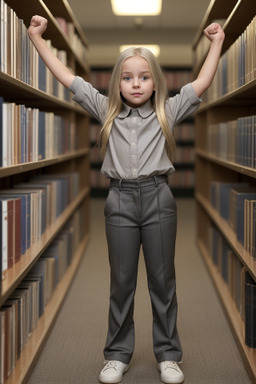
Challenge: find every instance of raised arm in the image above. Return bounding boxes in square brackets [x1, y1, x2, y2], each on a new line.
[192, 23, 225, 97]
[28, 15, 75, 89]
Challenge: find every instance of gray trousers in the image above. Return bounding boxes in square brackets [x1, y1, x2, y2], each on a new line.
[103, 175, 182, 364]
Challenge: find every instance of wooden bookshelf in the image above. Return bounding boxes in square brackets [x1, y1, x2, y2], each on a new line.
[197, 239, 256, 382]
[0, 187, 89, 305]
[193, 0, 256, 381]
[0, 149, 89, 179]
[0, 0, 90, 383]
[4, 233, 89, 384]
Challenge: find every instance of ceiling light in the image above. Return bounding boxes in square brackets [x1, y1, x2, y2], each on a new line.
[111, 0, 162, 15]
[120, 45, 160, 57]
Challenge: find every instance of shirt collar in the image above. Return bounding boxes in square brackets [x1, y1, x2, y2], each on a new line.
[117, 100, 154, 119]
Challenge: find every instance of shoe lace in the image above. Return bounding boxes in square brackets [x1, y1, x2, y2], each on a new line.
[162, 361, 180, 372]
[103, 361, 121, 372]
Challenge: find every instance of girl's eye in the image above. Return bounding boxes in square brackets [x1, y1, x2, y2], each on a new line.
[141, 76, 149, 81]
[123, 76, 131, 81]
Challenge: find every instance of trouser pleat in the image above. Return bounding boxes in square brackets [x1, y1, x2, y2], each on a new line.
[103, 180, 182, 364]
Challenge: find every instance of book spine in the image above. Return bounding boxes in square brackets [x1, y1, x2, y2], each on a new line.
[0, 205, 85, 377]
[245, 271, 256, 348]
[0, 200, 8, 280]
[0, 0, 74, 100]
[207, 115, 256, 169]
[0, 100, 77, 166]
[205, 15, 256, 103]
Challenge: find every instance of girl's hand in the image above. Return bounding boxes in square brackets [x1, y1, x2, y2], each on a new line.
[28, 15, 48, 37]
[192, 23, 225, 97]
[204, 23, 225, 43]
[27, 14, 75, 88]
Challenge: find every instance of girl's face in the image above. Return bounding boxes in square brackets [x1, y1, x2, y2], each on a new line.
[120, 56, 155, 108]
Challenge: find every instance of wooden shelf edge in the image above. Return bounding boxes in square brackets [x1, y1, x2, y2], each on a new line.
[197, 78, 256, 112]
[0, 148, 89, 179]
[0, 71, 89, 115]
[61, 0, 89, 47]
[192, 0, 239, 48]
[197, 239, 256, 383]
[0, 187, 90, 305]
[43, 0, 89, 48]
[196, 193, 256, 279]
[4, 233, 90, 384]
[195, 148, 256, 179]
[4, 0, 89, 75]
[38, 0, 88, 73]
[192, 0, 216, 49]
[193, 0, 254, 70]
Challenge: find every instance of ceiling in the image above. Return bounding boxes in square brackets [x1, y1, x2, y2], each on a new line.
[68, 0, 211, 67]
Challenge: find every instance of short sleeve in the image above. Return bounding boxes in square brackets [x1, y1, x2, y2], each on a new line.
[165, 83, 202, 127]
[69, 76, 108, 124]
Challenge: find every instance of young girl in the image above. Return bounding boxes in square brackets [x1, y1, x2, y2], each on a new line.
[28, 16, 225, 384]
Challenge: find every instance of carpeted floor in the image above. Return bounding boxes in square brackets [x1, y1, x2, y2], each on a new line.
[27, 198, 252, 384]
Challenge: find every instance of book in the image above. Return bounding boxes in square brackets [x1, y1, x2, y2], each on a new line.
[9, 289, 28, 358]
[206, 15, 256, 103]
[18, 280, 39, 333]
[15, 184, 46, 237]
[0, 171, 80, 276]
[38, 55, 46, 92]
[0, 199, 8, 280]
[0, 302, 15, 379]
[0, 311, 4, 384]
[229, 187, 256, 245]
[210, 181, 249, 221]
[2, 190, 31, 250]
[3, 300, 18, 373]
[0, 204, 84, 378]
[0, 198, 14, 270]
[1, 99, 8, 167]
[0, 1, 72, 98]
[1, 193, 27, 257]
[23, 275, 44, 319]
[244, 199, 256, 259]
[244, 271, 256, 348]
[209, 224, 245, 320]
[0, 100, 77, 166]
[0, 97, 3, 167]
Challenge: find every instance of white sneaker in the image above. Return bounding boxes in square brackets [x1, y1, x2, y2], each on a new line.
[158, 361, 184, 383]
[99, 360, 129, 383]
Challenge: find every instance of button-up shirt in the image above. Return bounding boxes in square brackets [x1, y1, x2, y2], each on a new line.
[69, 76, 201, 180]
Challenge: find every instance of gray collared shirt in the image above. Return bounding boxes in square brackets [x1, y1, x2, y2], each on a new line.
[69, 76, 201, 180]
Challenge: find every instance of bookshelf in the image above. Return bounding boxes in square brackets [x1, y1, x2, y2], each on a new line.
[0, 0, 90, 383]
[193, 0, 256, 381]
[89, 67, 195, 198]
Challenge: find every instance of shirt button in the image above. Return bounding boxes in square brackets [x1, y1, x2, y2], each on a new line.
[132, 130, 135, 133]
[133, 169, 137, 173]
[132, 143, 136, 146]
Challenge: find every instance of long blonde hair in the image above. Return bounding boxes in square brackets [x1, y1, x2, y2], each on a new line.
[98, 47, 176, 162]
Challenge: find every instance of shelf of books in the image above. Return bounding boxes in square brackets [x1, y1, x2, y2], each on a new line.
[89, 67, 196, 198]
[0, 0, 90, 383]
[193, 0, 256, 381]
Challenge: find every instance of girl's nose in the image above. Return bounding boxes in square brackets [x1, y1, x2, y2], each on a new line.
[132, 78, 140, 88]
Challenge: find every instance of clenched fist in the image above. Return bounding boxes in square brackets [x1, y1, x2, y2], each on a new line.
[28, 15, 48, 38]
[204, 23, 225, 43]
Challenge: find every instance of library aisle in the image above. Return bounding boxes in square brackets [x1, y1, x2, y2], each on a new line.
[27, 198, 252, 384]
